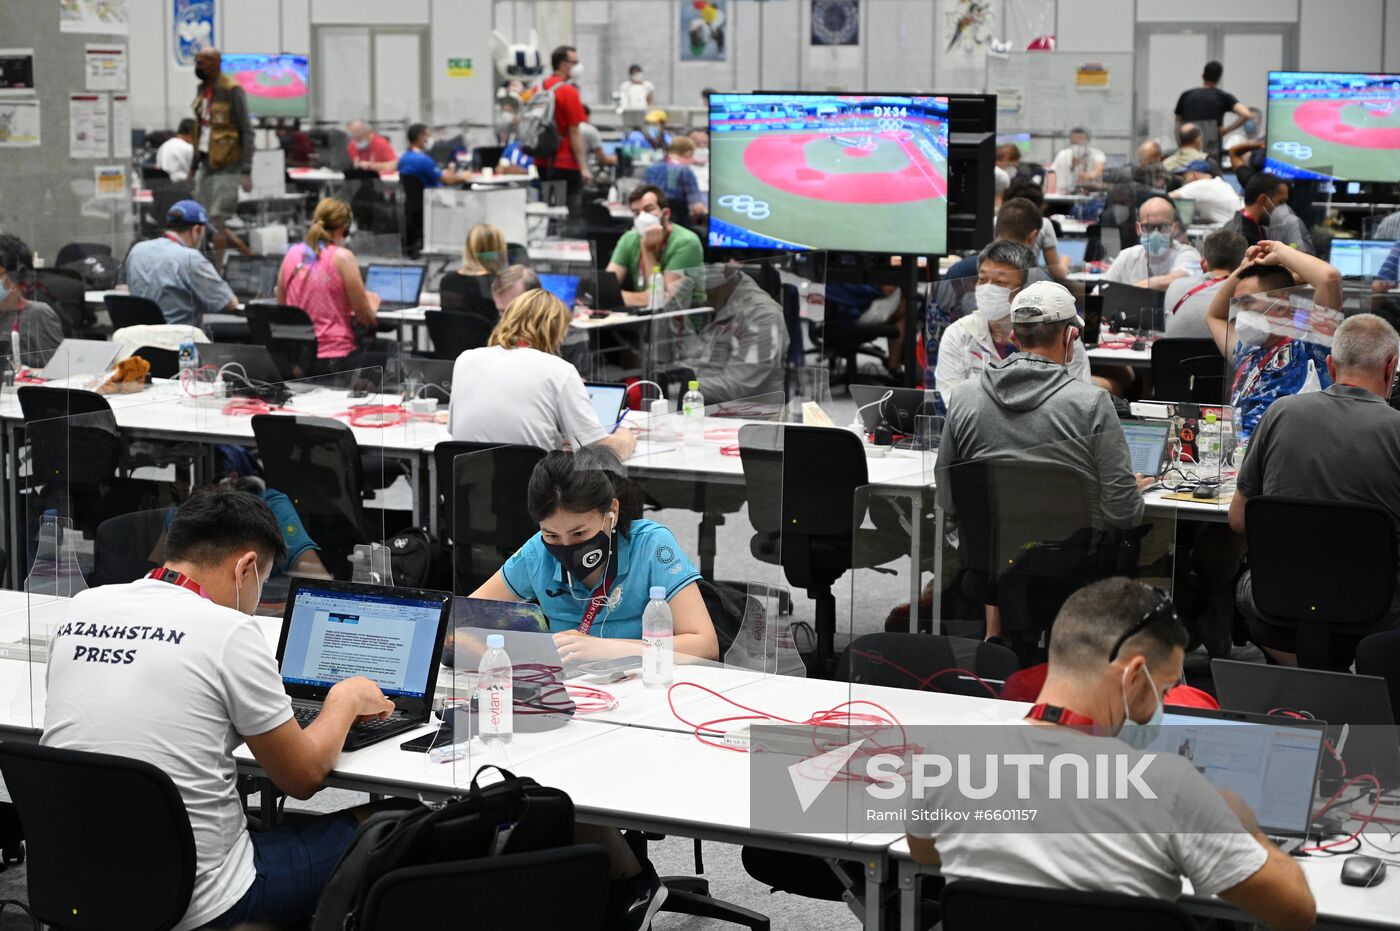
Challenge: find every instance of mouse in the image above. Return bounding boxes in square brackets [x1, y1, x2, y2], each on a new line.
[1192, 483, 1218, 500]
[1341, 855, 1387, 887]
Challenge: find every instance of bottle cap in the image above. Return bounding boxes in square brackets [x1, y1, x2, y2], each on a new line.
[486, 634, 505, 649]
[649, 586, 666, 600]
[1205, 412, 1217, 423]
[688, 380, 699, 390]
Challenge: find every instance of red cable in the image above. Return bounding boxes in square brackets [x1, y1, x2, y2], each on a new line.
[848, 648, 1000, 699]
[1300, 773, 1382, 853]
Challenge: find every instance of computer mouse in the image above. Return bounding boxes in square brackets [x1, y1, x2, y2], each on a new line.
[1341, 855, 1387, 887]
[1192, 483, 1218, 500]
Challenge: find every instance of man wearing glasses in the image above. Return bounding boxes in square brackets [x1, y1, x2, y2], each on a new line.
[1104, 197, 1203, 291]
[906, 578, 1315, 931]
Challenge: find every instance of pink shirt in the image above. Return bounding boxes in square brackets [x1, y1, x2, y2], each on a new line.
[279, 243, 357, 359]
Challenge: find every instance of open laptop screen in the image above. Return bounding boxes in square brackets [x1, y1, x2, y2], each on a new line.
[586, 383, 627, 427]
[280, 584, 445, 698]
[1121, 421, 1171, 477]
[364, 265, 426, 304]
[539, 272, 581, 308]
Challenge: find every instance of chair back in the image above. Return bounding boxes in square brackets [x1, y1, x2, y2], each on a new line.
[835, 632, 1019, 696]
[92, 508, 168, 586]
[0, 741, 196, 931]
[400, 175, 426, 255]
[438, 273, 499, 319]
[245, 303, 318, 381]
[434, 440, 545, 594]
[1246, 496, 1396, 669]
[942, 879, 1194, 931]
[360, 845, 610, 931]
[425, 310, 493, 360]
[104, 294, 166, 330]
[17, 386, 121, 487]
[252, 414, 368, 579]
[1150, 337, 1225, 404]
[30, 268, 89, 336]
[55, 242, 113, 269]
[131, 346, 180, 380]
[1356, 629, 1400, 721]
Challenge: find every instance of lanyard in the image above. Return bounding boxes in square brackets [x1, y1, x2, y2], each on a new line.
[147, 567, 211, 600]
[9, 297, 24, 334]
[1170, 277, 1220, 316]
[1025, 703, 1097, 729]
[574, 566, 617, 636]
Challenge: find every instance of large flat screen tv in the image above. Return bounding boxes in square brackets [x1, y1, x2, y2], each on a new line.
[222, 53, 310, 120]
[1265, 71, 1400, 183]
[708, 92, 949, 254]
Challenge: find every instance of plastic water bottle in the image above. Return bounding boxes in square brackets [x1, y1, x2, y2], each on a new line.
[682, 380, 705, 446]
[477, 634, 513, 744]
[648, 268, 665, 312]
[177, 339, 198, 380]
[642, 586, 674, 688]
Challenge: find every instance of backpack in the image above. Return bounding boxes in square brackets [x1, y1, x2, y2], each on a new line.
[517, 82, 562, 160]
[312, 765, 575, 931]
[384, 526, 437, 588]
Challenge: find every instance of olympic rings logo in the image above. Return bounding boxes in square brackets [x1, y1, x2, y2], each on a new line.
[876, 117, 903, 133]
[1271, 140, 1314, 160]
[718, 194, 771, 220]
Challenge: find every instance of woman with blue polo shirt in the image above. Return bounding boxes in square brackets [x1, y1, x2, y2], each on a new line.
[471, 448, 719, 664]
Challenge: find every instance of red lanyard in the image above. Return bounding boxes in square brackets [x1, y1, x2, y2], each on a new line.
[10, 296, 24, 334]
[1025, 703, 1098, 729]
[574, 567, 617, 636]
[1170, 277, 1221, 316]
[147, 567, 211, 600]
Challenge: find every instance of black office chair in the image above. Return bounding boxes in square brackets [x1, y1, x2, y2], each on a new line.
[29, 267, 91, 337]
[424, 310, 493, 360]
[130, 346, 180, 380]
[1244, 496, 1397, 670]
[1150, 338, 1225, 404]
[816, 318, 901, 387]
[433, 441, 545, 594]
[54, 242, 113, 269]
[104, 294, 167, 330]
[400, 174, 426, 258]
[359, 845, 611, 931]
[245, 303, 318, 381]
[252, 414, 373, 580]
[737, 424, 908, 673]
[1356, 630, 1400, 721]
[0, 741, 196, 931]
[437, 272, 498, 319]
[835, 632, 1019, 697]
[91, 508, 168, 586]
[941, 879, 1193, 930]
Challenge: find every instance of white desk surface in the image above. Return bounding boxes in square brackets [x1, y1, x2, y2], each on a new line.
[1086, 345, 1153, 365]
[287, 168, 400, 184]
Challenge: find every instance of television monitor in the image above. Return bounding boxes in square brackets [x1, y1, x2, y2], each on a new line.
[708, 93, 949, 254]
[221, 54, 310, 119]
[1329, 239, 1394, 277]
[1265, 71, 1400, 183]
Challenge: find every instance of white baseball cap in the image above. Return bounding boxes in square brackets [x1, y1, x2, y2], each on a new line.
[1010, 280, 1084, 327]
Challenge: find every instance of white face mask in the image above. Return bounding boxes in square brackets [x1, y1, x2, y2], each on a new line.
[1233, 309, 1273, 347]
[1071, 143, 1088, 159]
[974, 283, 1013, 321]
[633, 211, 663, 235]
[570, 62, 584, 78]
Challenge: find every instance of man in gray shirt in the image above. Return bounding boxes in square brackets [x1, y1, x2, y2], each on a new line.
[1231, 312, 1400, 663]
[126, 199, 238, 328]
[1164, 229, 1246, 339]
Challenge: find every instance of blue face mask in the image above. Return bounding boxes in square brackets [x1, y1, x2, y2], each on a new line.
[1142, 230, 1172, 257]
[1244, 120, 1259, 136]
[1118, 662, 1165, 751]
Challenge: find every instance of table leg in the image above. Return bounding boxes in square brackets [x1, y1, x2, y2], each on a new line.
[426, 451, 439, 537]
[5, 422, 22, 591]
[908, 490, 922, 632]
[898, 858, 923, 931]
[928, 505, 946, 635]
[864, 854, 889, 931]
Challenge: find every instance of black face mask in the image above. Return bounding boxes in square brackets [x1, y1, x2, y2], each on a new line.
[544, 530, 612, 580]
[194, 66, 210, 81]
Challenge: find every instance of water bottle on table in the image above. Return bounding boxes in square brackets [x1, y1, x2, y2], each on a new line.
[682, 380, 705, 446]
[648, 268, 665, 312]
[478, 634, 513, 744]
[642, 586, 674, 688]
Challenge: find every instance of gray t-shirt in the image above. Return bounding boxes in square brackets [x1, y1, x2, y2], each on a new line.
[3, 299, 66, 368]
[1163, 274, 1227, 340]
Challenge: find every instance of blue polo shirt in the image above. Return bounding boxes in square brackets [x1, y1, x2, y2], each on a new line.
[397, 149, 443, 188]
[501, 519, 701, 640]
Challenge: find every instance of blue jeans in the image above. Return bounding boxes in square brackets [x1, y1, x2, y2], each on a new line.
[208, 813, 358, 929]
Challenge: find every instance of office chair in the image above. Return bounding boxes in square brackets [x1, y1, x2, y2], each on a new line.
[0, 742, 196, 931]
[1356, 630, 1400, 721]
[436, 273, 498, 319]
[91, 508, 168, 586]
[1244, 497, 1396, 671]
[737, 423, 909, 673]
[433, 441, 545, 594]
[424, 310, 493, 360]
[130, 346, 180, 380]
[814, 317, 901, 387]
[835, 632, 1019, 697]
[252, 414, 373, 580]
[54, 242, 113, 269]
[245, 303, 319, 381]
[29, 267, 91, 337]
[104, 293, 166, 330]
[941, 879, 1193, 930]
[359, 845, 611, 931]
[1150, 338, 1225, 404]
[400, 174, 426, 258]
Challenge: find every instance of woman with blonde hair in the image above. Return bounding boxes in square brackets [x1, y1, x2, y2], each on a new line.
[448, 289, 636, 459]
[276, 197, 379, 367]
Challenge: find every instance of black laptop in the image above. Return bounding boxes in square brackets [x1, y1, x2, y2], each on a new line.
[276, 579, 452, 751]
[198, 343, 283, 384]
[222, 255, 281, 302]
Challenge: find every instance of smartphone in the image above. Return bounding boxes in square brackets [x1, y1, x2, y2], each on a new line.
[401, 725, 455, 753]
[577, 656, 642, 683]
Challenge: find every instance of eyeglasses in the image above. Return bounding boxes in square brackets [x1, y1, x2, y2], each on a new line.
[1107, 585, 1177, 662]
[1139, 222, 1174, 234]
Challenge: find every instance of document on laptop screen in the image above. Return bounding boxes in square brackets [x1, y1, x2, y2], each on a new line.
[283, 588, 441, 697]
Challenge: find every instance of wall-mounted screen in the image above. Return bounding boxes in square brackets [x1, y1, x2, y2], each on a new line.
[1265, 71, 1400, 183]
[222, 54, 311, 119]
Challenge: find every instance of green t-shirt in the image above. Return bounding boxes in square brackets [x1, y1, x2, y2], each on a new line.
[609, 224, 705, 291]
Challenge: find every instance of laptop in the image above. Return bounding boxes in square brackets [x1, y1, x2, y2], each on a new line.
[222, 254, 281, 302]
[583, 270, 627, 312]
[1329, 239, 1394, 278]
[539, 272, 581, 308]
[448, 597, 556, 669]
[1212, 659, 1400, 789]
[197, 343, 283, 384]
[1121, 419, 1172, 478]
[37, 339, 119, 381]
[364, 264, 427, 311]
[586, 382, 628, 428]
[1100, 280, 1166, 333]
[276, 579, 452, 751]
[850, 385, 938, 434]
[1055, 238, 1088, 271]
[1175, 198, 1197, 226]
[1145, 706, 1327, 841]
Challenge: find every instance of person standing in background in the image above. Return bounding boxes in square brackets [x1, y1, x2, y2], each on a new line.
[617, 65, 654, 110]
[1176, 61, 1254, 137]
[190, 48, 254, 258]
[537, 46, 592, 206]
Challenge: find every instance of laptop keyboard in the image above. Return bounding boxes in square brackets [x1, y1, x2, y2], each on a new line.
[293, 705, 402, 732]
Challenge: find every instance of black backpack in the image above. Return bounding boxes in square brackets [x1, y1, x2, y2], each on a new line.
[384, 527, 437, 588]
[312, 765, 575, 931]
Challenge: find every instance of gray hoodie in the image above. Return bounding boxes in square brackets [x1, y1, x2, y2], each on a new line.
[936, 353, 1143, 529]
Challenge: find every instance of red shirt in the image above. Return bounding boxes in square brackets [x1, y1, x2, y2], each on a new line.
[542, 75, 584, 171]
[346, 133, 397, 168]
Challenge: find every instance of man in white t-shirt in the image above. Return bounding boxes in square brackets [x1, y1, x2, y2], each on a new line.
[1105, 196, 1203, 290]
[907, 578, 1316, 929]
[42, 488, 399, 930]
[1164, 228, 1246, 339]
[618, 65, 655, 111]
[1169, 160, 1243, 226]
[156, 118, 197, 183]
[1047, 127, 1105, 194]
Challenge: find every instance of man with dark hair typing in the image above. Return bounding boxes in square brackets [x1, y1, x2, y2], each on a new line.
[42, 486, 399, 930]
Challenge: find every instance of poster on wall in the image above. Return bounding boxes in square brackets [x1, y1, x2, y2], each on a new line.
[173, 0, 215, 67]
[69, 92, 110, 158]
[943, 0, 995, 55]
[59, 0, 130, 35]
[0, 99, 41, 146]
[111, 93, 131, 157]
[94, 165, 126, 199]
[0, 50, 36, 95]
[811, 0, 860, 46]
[84, 44, 127, 91]
[681, 0, 727, 62]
